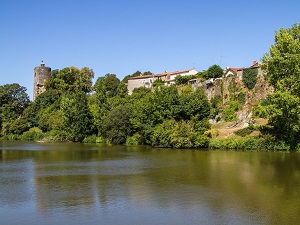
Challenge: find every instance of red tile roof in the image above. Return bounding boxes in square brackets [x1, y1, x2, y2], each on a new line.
[128, 68, 196, 80]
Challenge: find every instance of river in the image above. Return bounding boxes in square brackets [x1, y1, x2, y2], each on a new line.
[0, 141, 299, 225]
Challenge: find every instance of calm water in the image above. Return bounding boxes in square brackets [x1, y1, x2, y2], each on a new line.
[0, 141, 300, 225]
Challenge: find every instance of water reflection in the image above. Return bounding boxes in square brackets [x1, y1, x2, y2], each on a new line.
[0, 141, 300, 225]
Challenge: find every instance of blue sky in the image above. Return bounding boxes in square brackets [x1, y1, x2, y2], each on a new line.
[1, 0, 299, 99]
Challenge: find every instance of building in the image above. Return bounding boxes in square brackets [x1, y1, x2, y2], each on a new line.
[33, 61, 51, 101]
[223, 67, 242, 77]
[127, 68, 198, 94]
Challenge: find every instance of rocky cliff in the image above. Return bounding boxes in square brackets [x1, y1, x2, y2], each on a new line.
[191, 67, 273, 128]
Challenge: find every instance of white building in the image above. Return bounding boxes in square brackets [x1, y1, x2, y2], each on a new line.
[127, 68, 198, 94]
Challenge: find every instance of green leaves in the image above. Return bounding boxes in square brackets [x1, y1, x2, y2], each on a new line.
[102, 104, 133, 144]
[60, 91, 94, 142]
[45, 67, 94, 94]
[151, 119, 210, 148]
[207, 64, 223, 79]
[261, 23, 300, 150]
[263, 23, 300, 95]
[242, 68, 258, 89]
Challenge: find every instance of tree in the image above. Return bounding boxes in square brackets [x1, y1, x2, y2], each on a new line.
[23, 89, 60, 128]
[151, 119, 209, 148]
[262, 23, 300, 95]
[265, 91, 300, 150]
[45, 67, 94, 94]
[93, 73, 120, 100]
[175, 75, 193, 85]
[102, 104, 133, 144]
[0, 83, 29, 122]
[242, 68, 258, 89]
[117, 81, 128, 97]
[60, 91, 94, 142]
[207, 64, 223, 78]
[177, 87, 211, 121]
[0, 83, 30, 135]
[261, 23, 300, 150]
[152, 78, 164, 87]
[143, 71, 153, 75]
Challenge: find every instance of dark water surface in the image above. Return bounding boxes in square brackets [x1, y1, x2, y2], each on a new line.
[1, 141, 300, 225]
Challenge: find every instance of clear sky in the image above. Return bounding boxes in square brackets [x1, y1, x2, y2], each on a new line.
[1, 0, 299, 99]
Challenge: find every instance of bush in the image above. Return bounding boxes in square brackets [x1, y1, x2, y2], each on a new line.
[222, 107, 237, 122]
[175, 75, 193, 85]
[236, 91, 246, 105]
[126, 133, 142, 145]
[210, 95, 222, 108]
[83, 135, 97, 143]
[151, 119, 210, 148]
[21, 127, 44, 140]
[1, 134, 20, 140]
[234, 125, 255, 137]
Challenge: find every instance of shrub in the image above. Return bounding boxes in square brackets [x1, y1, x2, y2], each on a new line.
[151, 119, 210, 148]
[83, 135, 97, 143]
[236, 91, 246, 105]
[21, 127, 44, 140]
[1, 134, 20, 140]
[222, 107, 237, 122]
[234, 125, 255, 137]
[175, 75, 194, 85]
[126, 133, 142, 145]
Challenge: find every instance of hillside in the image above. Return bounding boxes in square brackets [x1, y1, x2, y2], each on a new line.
[190, 65, 272, 137]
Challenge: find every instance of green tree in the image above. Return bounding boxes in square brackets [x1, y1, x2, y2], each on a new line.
[207, 64, 223, 78]
[117, 81, 128, 97]
[93, 73, 120, 100]
[151, 119, 209, 148]
[152, 78, 164, 87]
[23, 89, 60, 128]
[242, 68, 258, 89]
[60, 91, 94, 142]
[177, 87, 211, 121]
[102, 104, 133, 144]
[175, 75, 193, 85]
[45, 67, 94, 94]
[261, 23, 300, 150]
[262, 23, 300, 95]
[0, 83, 30, 135]
[0, 83, 29, 122]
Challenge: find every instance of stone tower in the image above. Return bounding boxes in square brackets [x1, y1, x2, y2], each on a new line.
[33, 61, 51, 101]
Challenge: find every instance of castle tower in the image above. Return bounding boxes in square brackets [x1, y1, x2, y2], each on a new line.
[33, 61, 51, 101]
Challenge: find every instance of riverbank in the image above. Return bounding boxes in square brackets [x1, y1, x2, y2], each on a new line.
[0, 120, 294, 152]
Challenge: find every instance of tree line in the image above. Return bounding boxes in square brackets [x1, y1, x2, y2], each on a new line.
[0, 23, 299, 150]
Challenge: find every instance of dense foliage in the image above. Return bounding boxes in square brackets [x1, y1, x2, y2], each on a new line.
[261, 23, 300, 150]
[0, 68, 211, 148]
[242, 68, 258, 89]
[0, 83, 30, 136]
[207, 64, 223, 78]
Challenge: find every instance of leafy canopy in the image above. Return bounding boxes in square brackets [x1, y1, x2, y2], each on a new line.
[261, 23, 300, 150]
[207, 64, 223, 79]
[45, 67, 94, 94]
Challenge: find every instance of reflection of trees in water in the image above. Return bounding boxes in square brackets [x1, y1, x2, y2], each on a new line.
[0, 159, 34, 207]
[2, 142, 300, 224]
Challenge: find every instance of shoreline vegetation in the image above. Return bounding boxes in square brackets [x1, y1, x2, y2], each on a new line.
[0, 122, 292, 151]
[1, 24, 300, 152]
